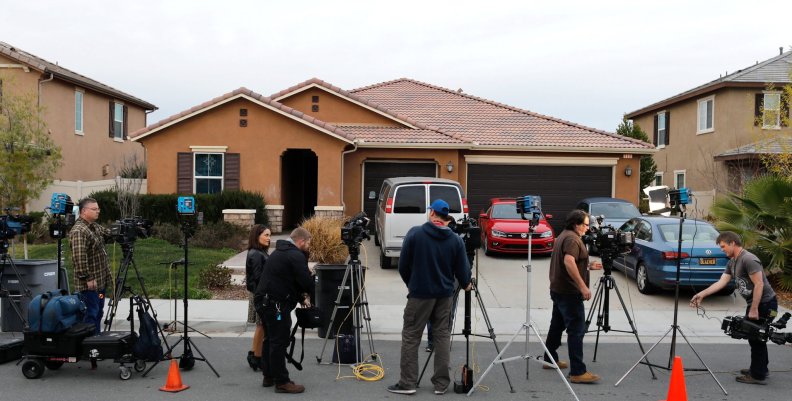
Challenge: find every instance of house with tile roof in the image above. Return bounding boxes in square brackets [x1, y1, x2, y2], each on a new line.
[0, 41, 156, 209]
[132, 78, 653, 234]
[626, 48, 792, 217]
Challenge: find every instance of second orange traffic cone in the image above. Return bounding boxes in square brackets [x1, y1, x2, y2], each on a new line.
[159, 359, 189, 392]
[661, 356, 687, 401]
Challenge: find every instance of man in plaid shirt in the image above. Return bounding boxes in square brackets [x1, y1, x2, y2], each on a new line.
[69, 198, 114, 334]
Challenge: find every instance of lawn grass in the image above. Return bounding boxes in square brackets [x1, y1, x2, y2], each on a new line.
[6, 238, 239, 299]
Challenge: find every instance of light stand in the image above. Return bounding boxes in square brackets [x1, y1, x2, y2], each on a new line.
[48, 216, 71, 291]
[616, 201, 727, 394]
[160, 258, 210, 338]
[469, 196, 578, 400]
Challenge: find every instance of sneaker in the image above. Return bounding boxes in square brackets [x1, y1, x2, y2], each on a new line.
[543, 360, 568, 369]
[275, 381, 305, 393]
[740, 369, 769, 377]
[736, 374, 766, 385]
[387, 383, 417, 395]
[262, 376, 274, 387]
[425, 344, 434, 353]
[569, 371, 600, 384]
[434, 387, 448, 395]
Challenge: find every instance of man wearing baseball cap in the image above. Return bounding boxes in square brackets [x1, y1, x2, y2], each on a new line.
[388, 199, 472, 395]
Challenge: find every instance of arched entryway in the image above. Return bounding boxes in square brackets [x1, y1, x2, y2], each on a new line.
[281, 149, 318, 230]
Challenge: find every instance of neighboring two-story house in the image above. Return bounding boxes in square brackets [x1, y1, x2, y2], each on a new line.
[0, 41, 156, 210]
[626, 49, 792, 217]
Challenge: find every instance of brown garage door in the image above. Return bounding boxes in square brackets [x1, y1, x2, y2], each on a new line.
[362, 161, 437, 231]
[467, 164, 612, 234]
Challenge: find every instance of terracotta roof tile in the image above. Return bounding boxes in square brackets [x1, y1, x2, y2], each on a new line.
[130, 87, 354, 142]
[352, 78, 652, 151]
[336, 125, 466, 145]
[0, 41, 156, 110]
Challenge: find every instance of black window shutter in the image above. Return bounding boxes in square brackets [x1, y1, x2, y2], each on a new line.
[123, 105, 129, 139]
[665, 112, 670, 146]
[782, 97, 789, 127]
[653, 114, 658, 145]
[754, 94, 763, 127]
[109, 101, 115, 138]
[177, 152, 193, 194]
[224, 153, 240, 191]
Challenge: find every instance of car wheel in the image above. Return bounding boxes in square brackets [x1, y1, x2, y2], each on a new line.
[380, 250, 393, 269]
[635, 263, 657, 295]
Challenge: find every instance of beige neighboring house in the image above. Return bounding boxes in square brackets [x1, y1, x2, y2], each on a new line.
[627, 49, 792, 217]
[0, 41, 156, 210]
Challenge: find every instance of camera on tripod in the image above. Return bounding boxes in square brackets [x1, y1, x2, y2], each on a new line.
[449, 215, 482, 255]
[341, 212, 370, 248]
[0, 209, 34, 241]
[582, 215, 634, 268]
[110, 217, 153, 244]
[722, 312, 792, 345]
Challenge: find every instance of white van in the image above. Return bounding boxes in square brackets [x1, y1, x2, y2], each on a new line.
[373, 177, 467, 268]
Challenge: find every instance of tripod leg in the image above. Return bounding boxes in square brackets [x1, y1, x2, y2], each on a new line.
[317, 265, 353, 363]
[528, 324, 580, 401]
[676, 327, 727, 395]
[472, 284, 515, 392]
[185, 338, 221, 378]
[615, 325, 671, 386]
[467, 323, 527, 396]
[611, 280, 656, 379]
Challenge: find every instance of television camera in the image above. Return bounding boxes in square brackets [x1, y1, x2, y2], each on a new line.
[0, 209, 34, 251]
[449, 215, 481, 262]
[582, 215, 634, 272]
[110, 217, 153, 244]
[341, 212, 370, 250]
[722, 311, 792, 345]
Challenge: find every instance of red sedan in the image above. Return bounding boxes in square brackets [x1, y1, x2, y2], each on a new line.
[478, 198, 555, 255]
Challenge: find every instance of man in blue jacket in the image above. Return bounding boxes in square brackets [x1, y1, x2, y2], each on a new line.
[388, 199, 472, 395]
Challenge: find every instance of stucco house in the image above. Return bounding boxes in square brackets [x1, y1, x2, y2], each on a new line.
[0, 41, 156, 210]
[131, 78, 653, 233]
[626, 49, 792, 217]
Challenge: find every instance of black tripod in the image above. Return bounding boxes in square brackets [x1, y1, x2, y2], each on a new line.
[316, 242, 376, 365]
[616, 209, 726, 394]
[417, 273, 516, 393]
[154, 219, 219, 376]
[0, 246, 32, 330]
[584, 256, 656, 379]
[160, 258, 210, 339]
[48, 216, 71, 291]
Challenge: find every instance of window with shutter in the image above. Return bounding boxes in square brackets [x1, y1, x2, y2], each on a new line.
[113, 102, 124, 140]
[762, 92, 781, 129]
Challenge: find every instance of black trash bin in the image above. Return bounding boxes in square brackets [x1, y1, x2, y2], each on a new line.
[314, 264, 366, 339]
[1, 259, 59, 332]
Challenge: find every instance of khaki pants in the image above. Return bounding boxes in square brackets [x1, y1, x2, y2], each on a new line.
[398, 296, 453, 391]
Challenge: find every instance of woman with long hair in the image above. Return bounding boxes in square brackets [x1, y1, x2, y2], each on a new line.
[246, 224, 272, 370]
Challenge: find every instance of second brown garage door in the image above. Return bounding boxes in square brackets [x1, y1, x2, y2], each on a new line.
[467, 164, 612, 234]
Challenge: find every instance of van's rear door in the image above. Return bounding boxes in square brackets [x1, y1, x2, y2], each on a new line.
[389, 184, 427, 248]
[429, 184, 464, 220]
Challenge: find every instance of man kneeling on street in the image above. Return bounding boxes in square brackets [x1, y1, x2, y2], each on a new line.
[388, 199, 472, 395]
[690, 231, 777, 385]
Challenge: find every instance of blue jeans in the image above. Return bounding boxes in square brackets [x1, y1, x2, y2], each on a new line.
[81, 289, 106, 335]
[544, 291, 587, 376]
[747, 297, 777, 380]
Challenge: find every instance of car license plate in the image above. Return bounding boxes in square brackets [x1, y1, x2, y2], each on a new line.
[699, 258, 716, 265]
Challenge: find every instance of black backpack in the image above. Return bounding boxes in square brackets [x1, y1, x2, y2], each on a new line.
[132, 298, 164, 362]
[286, 306, 322, 370]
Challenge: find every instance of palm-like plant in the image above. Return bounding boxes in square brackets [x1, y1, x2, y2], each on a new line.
[710, 175, 792, 289]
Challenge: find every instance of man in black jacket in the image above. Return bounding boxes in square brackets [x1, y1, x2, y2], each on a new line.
[255, 227, 314, 394]
[388, 199, 472, 395]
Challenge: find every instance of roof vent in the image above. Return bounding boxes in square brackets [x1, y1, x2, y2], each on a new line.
[781, 47, 784, 55]
[457, 88, 463, 93]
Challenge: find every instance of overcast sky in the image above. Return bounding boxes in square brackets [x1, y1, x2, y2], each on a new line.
[2, 1, 791, 132]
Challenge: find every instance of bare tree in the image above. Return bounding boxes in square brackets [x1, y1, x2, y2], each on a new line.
[114, 154, 145, 218]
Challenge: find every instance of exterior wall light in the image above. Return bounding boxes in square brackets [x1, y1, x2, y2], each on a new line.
[625, 166, 633, 177]
[446, 161, 454, 173]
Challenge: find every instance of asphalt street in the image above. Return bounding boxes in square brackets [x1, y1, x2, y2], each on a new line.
[1, 337, 791, 401]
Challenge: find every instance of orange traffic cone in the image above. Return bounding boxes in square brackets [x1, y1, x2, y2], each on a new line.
[159, 359, 189, 392]
[661, 356, 687, 401]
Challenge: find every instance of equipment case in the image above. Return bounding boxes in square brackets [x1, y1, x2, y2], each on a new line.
[81, 331, 137, 360]
[24, 322, 95, 356]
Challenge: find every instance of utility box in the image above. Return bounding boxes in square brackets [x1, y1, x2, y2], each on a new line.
[1, 259, 59, 332]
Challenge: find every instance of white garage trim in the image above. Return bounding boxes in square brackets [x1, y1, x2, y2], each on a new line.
[464, 155, 618, 166]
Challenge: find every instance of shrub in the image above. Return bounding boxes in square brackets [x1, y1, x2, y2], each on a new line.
[87, 190, 268, 226]
[151, 223, 184, 246]
[190, 221, 247, 250]
[301, 215, 349, 264]
[198, 264, 232, 290]
[23, 211, 50, 244]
